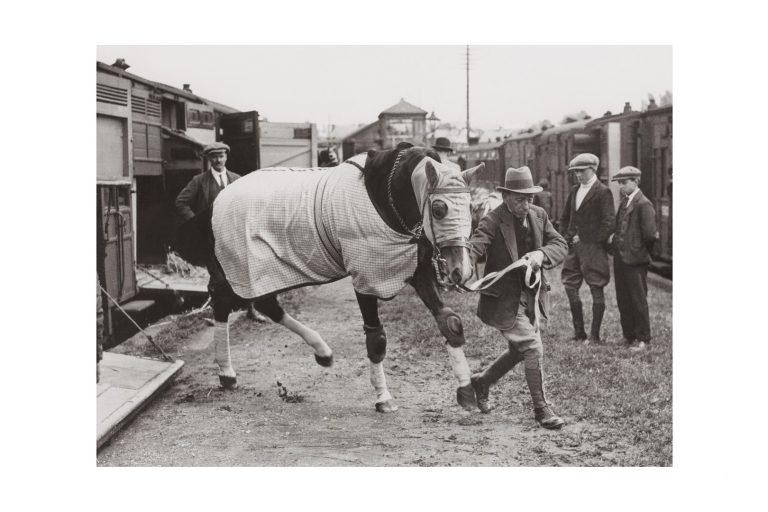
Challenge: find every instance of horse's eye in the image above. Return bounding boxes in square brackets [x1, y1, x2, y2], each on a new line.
[432, 199, 448, 220]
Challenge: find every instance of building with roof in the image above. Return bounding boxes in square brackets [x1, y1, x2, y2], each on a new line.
[341, 98, 428, 159]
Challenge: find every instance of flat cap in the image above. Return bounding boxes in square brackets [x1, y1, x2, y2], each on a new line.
[612, 166, 642, 181]
[568, 153, 599, 170]
[203, 142, 230, 155]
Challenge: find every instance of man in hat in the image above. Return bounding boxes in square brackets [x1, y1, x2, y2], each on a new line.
[559, 153, 616, 345]
[533, 178, 553, 219]
[432, 137, 460, 171]
[468, 167, 568, 429]
[175, 142, 240, 223]
[611, 166, 658, 351]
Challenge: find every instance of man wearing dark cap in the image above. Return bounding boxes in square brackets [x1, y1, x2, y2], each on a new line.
[533, 178, 553, 219]
[432, 137, 460, 171]
[175, 142, 240, 223]
[559, 153, 616, 345]
[469, 167, 568, 429]
[611, 166, 658, 351]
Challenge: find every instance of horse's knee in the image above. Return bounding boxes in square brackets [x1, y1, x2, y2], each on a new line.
[252, 295, 284, 323]
[364, 324, 387, 363]
[436, 308, 465, 347]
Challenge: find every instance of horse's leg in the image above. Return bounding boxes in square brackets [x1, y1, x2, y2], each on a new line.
[408, 246, 476, 410]
[252, 295, 334, 367]
[212, 287, 238, 389]
[355, 291, 398, 413]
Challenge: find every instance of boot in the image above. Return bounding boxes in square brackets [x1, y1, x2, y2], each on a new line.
[525, 360, 564, 430]
[588, 302, 606, 344]
[471, 349, 522, 414]
[566, 294, 587, 341]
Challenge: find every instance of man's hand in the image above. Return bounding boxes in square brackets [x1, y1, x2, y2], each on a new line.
[572, 234, 581, 245]
[523, 250, 545, 271]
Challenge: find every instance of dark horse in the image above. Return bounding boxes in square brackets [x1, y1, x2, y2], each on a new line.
[179, 142, 483, 412]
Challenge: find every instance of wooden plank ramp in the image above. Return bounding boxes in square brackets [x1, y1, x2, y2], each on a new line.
[97, 352, 184, 450]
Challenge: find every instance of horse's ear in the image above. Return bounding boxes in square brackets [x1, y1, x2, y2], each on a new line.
[461, 162, 484, 184]
[425, 160, 439, 188]
[396, 141, 414, 150]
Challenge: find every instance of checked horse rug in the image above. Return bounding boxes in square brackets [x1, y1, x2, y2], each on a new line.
[212, 156, 418, 300]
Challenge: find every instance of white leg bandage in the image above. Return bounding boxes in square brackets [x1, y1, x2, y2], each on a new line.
[446, 345, 471, 387]
[214, 321, 236, 378]
[369, 362, 393, 403]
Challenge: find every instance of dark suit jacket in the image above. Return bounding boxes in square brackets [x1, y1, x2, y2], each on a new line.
[559, 180, 615, 244]
[614, 190, 658, 265]
[175, 169, 241, 223]
[470, 204, 568, 331]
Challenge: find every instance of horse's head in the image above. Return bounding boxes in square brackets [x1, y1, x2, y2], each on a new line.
[411, 156, 484, 285]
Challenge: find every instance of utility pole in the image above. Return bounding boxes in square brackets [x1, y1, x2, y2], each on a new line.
[465, 45, 471, 145]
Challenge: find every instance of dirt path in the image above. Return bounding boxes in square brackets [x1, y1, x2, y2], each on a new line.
[97, 277, 616, 466]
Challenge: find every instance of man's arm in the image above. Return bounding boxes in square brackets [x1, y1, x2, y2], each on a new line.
[538, 213, 568, 269]
[640, 201, 659, 252]
[559, 190, 573, 243]
[597, 188, 616, 242]
[175, 176, 200, 223]
[468, 209, 499, 265]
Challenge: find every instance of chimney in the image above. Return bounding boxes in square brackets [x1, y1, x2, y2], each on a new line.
[183, 84, 192, 92]
[623, 102, 632, 114]
[111, 58, 130, 70]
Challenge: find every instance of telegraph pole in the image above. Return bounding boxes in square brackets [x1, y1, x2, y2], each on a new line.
[465, 45, 471, 144]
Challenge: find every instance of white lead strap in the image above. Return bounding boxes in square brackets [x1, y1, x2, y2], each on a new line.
[468, 257, 543, 331]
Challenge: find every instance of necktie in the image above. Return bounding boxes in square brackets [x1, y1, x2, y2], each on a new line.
[218, 174, 225, 189]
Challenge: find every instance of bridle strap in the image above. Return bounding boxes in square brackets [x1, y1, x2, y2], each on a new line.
[429, 186, 471, 195]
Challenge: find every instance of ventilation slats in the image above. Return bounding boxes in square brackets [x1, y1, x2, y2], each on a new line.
[97, 83, 128, 106]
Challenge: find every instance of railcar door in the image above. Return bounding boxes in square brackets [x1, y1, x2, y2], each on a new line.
[220, 111, 261, 175]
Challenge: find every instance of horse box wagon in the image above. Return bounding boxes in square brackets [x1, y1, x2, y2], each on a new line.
[96, 59, 318, 347]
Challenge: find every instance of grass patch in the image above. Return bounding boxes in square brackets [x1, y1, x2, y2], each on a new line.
[380, 264, 672, 466]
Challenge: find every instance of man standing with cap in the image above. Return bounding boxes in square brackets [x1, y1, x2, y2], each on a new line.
[469, 166, 568, 429]
[175, 142, 239, 223]
[175, 142, 243, 386]
[559, 153, 615, 345]
[611, 166, 658, 351]
[432, 137, 461, 171]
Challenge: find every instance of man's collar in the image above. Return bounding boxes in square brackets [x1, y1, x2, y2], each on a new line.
[580, 174, 597, 188]
[210, 168, 225, 175]
[626, 187, 640, 204]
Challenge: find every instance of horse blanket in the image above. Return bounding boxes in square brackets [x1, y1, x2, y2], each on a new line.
[212, 156, 418, 300]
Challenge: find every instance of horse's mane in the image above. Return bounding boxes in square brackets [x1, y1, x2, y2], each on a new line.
[361, 142, 441, 181]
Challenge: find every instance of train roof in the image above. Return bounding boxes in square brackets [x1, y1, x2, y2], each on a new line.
[539, 118, 592, 139]
[455, 141, 504, 153]
[97, 61, 240, 114]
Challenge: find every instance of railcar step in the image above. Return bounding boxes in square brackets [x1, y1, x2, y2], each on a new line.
[120, 299, 156, 314]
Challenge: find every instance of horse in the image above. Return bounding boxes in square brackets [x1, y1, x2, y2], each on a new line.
[187, 142, 483, 413]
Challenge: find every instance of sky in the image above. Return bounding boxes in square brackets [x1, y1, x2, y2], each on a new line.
[96, 45, 671, 131]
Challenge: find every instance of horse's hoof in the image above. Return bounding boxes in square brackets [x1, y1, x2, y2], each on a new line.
[314, 353, 334, 367]
[456, 384, 477, 411]
[375, 400, 399, 413]
[219, 375, 238, 390]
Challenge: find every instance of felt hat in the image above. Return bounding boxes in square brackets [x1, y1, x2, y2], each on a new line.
[611, 166, 642, 181]
[496, 166, 542, 194]
[432, 137, 453, 152]
[568, 153, 599, 170]
[203, 142, 230, 156]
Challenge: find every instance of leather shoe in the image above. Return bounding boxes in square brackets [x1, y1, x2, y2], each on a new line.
[470, 374, 492, 414]
[534, 406, 565, 429]
[629, 341, 647, 352]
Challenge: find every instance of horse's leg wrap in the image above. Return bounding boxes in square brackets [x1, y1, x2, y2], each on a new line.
[279, 312, 333, 367]
[435, 308, 466, 347]
[364, 324, 387, 364]
[370, 361, 397, 412]
[214, 320, 237, 389]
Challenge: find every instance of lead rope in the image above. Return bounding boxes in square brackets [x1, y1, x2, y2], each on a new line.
[463, 257, 543, 331]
